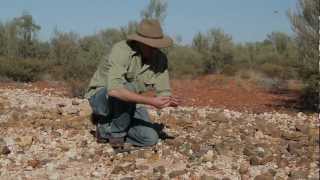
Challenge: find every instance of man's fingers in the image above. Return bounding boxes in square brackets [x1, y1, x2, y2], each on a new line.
[170, 97, 182, 106]
[160, 101, 171, 109]
[154, 96, 182, 109]
[158, 97, 170, 106]
[170, 96, 182, 103]
[170, 98, 180, 104]
[159, 96, 170, 101]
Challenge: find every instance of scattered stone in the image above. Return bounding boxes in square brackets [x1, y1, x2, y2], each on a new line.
[91, 171, 102, 177]
[287, 141, 305, 156]
[120, 177, 134, 180]
[27, 159, 41, 168]
[48, 173, 59, 180]
[56, 103, 66, 108]
[153, 165, 166, 175]
[1, 146, 11, 155]
[247, 146, 273, 166]
[72, 100, 80, 105]
[16, 136, 33, 148]
[239, 161, 250, 174]
[241, 174, 250, 180]
[255, 120, 281, 138]
[138, 149, 153, 159]
[202, 150, 215, 162]
[111, 166, 126, 174]
[277, 158, 289, 168]
[281, 131, 305, 141]
[254, 172, 274, 180]
[169, 170, 187, 178]
[51, 131, 62, 138]
[250, 155, 273, 166]
[295, 123, 309, 134]
[0, 87, 318, 179]
[136, 164, 149, 170]
[275, 177, 285, 180]
[288, 170, 308, 179]
[0, 138, 10, 155]
[200, 175, 219, 180]
[65, 149, 77, 160]
[67, 108, 80, 115]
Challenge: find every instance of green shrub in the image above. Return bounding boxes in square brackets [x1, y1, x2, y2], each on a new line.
[67, 79, 89, 98]
[288, 0, 319, 111]
[0, 75, 13, 82]
[0, 57, 48, 82]
[259, 63, 284, 78]
[259, 63, 299, 80]
[300, 75, 319, 111]
[222, 64, 237, 76]
[168, 46, 204, 78]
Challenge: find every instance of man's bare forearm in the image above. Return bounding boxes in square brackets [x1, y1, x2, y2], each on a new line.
[108, 88, 153, 105]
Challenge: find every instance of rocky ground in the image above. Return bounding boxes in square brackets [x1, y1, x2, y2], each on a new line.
[0, 86, 319, 180]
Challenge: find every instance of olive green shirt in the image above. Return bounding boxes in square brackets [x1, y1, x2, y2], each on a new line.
[85, 40, 171, 99]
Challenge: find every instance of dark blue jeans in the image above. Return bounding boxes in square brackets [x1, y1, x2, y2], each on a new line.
[88, 87, 159, 146]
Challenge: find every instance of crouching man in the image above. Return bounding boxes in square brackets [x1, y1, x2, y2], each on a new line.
[85, 19, 180, 147]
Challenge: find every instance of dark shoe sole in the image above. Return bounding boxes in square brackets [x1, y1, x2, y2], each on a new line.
[90, 130, 110, 144]
[108, 136, 125, 147]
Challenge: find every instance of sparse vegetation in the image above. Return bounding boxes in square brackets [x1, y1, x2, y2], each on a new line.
[0, 0, 318, 111]
[288, 0, 319, 111]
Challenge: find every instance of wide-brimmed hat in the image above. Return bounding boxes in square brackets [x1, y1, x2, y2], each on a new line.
[127, 19, 173, 48]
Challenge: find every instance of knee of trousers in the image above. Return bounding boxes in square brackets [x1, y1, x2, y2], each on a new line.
[129, 127, 159, 146]
[146, 129, 159, 146]
[89, 87, 108, 116]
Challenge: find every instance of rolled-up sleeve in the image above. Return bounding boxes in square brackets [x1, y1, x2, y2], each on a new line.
[155, 69, 172, 97]
[106, 44, 129, 92]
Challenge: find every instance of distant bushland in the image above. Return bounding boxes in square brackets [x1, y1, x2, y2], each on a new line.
[0, 0, 318, 111]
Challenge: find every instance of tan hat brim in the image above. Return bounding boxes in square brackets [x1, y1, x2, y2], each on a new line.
[127, 33, 173, 48]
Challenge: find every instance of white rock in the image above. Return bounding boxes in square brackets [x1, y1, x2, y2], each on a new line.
[206, 161, 213, 169]
[203, 150, 215, 162]
[48, 173, 59, 180]
[65, 149, 77, 160]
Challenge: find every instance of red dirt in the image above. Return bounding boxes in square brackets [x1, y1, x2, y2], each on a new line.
[171, 75, 300, 113]
[0, 75, 301, 113]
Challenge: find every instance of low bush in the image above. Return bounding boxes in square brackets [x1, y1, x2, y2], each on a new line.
[168, 46, 205, 78]
[259, 63, 284, 79]
[67, 79, 89, 98]
[222, 64, 237, 76]
[300, 75, 319, 111]
[0, 57, 49, 82]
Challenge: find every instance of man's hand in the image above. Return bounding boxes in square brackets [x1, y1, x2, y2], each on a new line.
[168, 96, 181, 107]
[150, 96, 181, 109]
[109, 88, 181, 109]
[150, 96, 171, 109]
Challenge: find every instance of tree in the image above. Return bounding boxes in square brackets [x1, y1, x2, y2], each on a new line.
[288, 0, 319, 74]
[288, 0, 319, 110]
[140, 0, 168, 24]
[78, 35, 105, 66]
[0, 22, 6, 56]
[265, 32, 292, 55]
[98, 28, 124, 53]
[168, 45, 204, 77]
[15, 12, 41, 58]
[50, 30, 80, 65]
[120, 21, 139, 38]
[192, 32, 209, 53]
[192, 28, 234, 74]
[4, 20, 19, 58]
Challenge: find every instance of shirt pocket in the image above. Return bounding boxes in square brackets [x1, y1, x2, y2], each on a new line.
[143, 79, 155, 91]
[124, 72, 136, 82]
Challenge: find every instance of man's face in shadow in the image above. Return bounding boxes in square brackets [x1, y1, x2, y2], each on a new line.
[139, 43, 157, 61]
